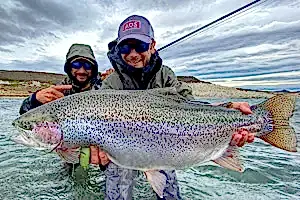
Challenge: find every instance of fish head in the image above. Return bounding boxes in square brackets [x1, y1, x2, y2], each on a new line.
[12, 111, 63, 151]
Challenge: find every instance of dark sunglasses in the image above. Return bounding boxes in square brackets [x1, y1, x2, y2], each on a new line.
[118, 41, 150, 54]
[71, 61, 93, 70]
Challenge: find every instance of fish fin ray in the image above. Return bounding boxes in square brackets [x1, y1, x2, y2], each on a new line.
[254, 94, 297, 152]
[147, 87, 188, 103]
[145, 170, 167, 198]
[260, 128, 297, 152]
[55, 142, 80, 164]
[213, 146, 244, 172]
[254, 94, 296, 119]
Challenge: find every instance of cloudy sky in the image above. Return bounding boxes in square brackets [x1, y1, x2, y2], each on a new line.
[0, 0, 299, 91]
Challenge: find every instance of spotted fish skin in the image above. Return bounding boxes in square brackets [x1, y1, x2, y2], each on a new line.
[12, 87, 297, 171]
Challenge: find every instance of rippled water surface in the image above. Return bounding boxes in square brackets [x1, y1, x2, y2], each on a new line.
[0, 97, 299, 200]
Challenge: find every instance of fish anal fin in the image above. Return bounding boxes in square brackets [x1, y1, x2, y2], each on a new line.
[213, 146, 244, 172]
[145, 170, 167, 198]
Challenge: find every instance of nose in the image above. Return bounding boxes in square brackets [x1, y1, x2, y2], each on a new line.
[77, 66, 87, 73]
[128, 48, 139, 56]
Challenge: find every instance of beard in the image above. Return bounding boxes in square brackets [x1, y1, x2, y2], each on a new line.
[70, 73, 92, 89]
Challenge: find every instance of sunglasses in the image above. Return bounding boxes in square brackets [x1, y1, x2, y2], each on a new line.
[118, 41, 150, 54]
[71, 61, 93, 70]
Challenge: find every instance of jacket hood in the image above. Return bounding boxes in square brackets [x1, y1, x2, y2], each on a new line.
[64, 43, 99, 78]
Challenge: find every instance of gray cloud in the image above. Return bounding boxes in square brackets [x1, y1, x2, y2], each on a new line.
[0, 47, 14, 53]
[0, 0, 105, 46]
[1, 58, 62, 73]
[14, 0, 76, 26]
[0, 0, 299, 91]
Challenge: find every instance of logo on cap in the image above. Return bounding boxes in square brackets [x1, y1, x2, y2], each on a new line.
[122, 20, 141, 32]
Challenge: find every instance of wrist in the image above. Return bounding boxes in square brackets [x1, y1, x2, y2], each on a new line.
[30, 92, 43, 107]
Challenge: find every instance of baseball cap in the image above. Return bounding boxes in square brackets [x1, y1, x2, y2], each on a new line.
[117, 15, 154, 45]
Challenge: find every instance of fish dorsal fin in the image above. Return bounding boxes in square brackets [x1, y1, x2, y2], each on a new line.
[145, 170, 167, 198]
[147, 87, 178, 94]
[146, 87, 188, 103]
[213, 146, 244, 172]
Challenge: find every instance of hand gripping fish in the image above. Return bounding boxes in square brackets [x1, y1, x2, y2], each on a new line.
[11, 87, 297, 197]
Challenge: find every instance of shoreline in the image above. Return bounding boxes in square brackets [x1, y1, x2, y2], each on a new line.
[0, 82, 299, 99]
[0, 95, 28, 98]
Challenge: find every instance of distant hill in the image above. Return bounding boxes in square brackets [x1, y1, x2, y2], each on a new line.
[0, 70, 208, 84]
[177, 76, 204, 83]
[0, 70, 66, 84]
[0, 70, 205, 83]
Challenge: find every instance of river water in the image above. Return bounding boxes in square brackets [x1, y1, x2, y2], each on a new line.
[0, 97, 299, 200]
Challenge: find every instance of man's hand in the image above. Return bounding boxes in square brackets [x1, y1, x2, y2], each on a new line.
[229, 102, 255, 147]
[36, 85, 72, 104]
[230, 129, 255, 147]
[101, 68, 115, 80]
[90, 146, 110, 166]
[230, 102, 253, 115]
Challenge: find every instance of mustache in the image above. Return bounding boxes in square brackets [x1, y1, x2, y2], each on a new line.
[75, 72, 89, 76]
[128, 59, 142, 63]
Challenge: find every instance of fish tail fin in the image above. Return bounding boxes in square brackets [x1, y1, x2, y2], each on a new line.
[254, 94, 297, 152]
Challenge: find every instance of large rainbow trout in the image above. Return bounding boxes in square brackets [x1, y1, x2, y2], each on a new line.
[11, 87, 297, 197]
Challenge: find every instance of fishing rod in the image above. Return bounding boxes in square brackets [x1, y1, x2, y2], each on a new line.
[157, 0, 264, 52]
[173, 0, 271, 45]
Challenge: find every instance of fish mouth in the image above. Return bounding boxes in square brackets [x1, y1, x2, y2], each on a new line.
[11, 127, 58, 151]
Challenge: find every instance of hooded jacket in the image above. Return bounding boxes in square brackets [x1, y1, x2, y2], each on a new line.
[64, 43, 99, 82]
[19, 43, 101, 114]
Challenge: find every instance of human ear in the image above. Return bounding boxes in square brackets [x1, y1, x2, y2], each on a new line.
[150, 40, 156, 54]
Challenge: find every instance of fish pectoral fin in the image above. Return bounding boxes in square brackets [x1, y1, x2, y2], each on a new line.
[55, 142, 80, 164]
[144, 170, 167, 198]
[213, 146, 244, 172]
